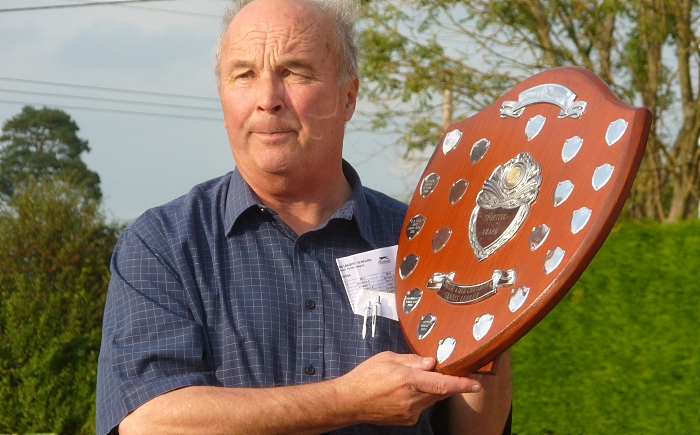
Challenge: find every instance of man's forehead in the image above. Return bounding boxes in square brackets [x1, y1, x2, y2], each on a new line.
[228, 22, 319, 52]
[223, 0, 329, 56]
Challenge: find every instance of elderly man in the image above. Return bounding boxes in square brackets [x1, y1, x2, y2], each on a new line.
[96, 0, 512, 433]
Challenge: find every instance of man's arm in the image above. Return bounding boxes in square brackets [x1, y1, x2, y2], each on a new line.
[119, 352, 483, 435]
[445, 351, 513, 435]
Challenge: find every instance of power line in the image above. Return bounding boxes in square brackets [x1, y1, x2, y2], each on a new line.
[58, 0, 221, 18]
[106, 3, 219, 18]
[0, 77, 219, 102]
[0, 88, 220, 112]
[0, 0, 174, 13]
[0, 99, 223, 122]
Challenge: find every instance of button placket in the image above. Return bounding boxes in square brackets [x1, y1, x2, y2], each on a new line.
[294, 238, 323, 383]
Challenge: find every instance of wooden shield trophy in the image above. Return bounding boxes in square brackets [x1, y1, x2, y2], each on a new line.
[395, 67, 652, 376]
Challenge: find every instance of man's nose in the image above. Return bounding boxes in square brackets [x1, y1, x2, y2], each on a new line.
[256, 73, 285, 113]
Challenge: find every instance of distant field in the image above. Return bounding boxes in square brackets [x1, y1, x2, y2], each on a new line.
[511, 220, 699, 434]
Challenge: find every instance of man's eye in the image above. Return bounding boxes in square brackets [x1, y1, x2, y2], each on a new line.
[284, 70, 302, 78]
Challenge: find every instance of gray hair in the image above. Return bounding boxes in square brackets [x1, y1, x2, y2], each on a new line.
[215, 0, 360, 87]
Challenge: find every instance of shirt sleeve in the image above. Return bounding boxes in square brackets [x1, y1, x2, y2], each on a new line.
[96, 227, 217, 435]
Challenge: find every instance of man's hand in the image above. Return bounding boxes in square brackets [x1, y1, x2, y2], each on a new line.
[334, 351, 483, 427]
[446, 351, 513, 435]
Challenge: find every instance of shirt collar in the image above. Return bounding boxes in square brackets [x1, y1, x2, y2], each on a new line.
[223, 168, 262, 235]
[223, 161, 379, 248]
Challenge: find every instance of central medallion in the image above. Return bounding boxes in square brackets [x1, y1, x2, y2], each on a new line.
[506, 167, 522, 185]
[469, 152, 542, 261]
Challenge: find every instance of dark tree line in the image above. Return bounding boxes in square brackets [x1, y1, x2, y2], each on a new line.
[0, 106, 102, 201]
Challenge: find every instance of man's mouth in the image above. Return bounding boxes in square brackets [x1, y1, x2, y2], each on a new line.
[252, 129, 296, 140]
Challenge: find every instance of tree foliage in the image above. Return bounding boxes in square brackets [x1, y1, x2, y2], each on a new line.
[359, 0, 700, 221]
[0, 175, 119, 434]
[0, 106, 102, 201]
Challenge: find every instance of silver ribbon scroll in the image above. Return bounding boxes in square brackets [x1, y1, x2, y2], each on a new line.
[500, 84, 588, 119]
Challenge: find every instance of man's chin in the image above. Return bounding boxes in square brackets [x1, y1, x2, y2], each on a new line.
[253, 156, 299, 177]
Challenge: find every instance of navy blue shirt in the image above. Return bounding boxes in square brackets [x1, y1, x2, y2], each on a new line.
[96, 163, 435, 434]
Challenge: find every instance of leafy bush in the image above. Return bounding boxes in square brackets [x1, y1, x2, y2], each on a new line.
[0, 176, 119, 434]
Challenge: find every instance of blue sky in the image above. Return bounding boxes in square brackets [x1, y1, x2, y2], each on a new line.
[0, 0, 423, 221]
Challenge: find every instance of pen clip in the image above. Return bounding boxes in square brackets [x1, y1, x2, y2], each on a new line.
[362, 301, 372, 339]
[371, 295, 381, 338]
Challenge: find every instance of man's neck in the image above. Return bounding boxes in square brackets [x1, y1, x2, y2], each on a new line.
[245, 166, 353, 235]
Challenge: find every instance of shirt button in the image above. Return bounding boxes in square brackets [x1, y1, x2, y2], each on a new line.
[305, 364, 316, 375]
[299, 241, 310, 251]
[305, 300, 316, 310]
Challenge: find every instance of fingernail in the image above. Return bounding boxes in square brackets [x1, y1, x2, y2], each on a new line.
[471, 385, 482, 393]
[422, 357, 432, 365]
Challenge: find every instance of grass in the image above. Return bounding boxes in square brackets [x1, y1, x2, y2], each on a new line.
[511, 220, 699, 434]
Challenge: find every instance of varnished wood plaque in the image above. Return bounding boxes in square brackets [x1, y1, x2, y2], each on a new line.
[395, 67, 652, 376]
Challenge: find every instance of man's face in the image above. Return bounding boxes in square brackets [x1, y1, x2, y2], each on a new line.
[218, 0, 358, 184]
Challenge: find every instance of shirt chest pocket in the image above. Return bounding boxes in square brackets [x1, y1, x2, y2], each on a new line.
[352, 314, 412, 356]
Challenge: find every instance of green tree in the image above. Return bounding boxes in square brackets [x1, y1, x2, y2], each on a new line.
[359, 0, 700, 221]
[0, 105, 102, 201]
[0, 175, 119, 434]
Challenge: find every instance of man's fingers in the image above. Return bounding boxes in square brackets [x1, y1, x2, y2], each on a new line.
[412, 370, 483, 396]
[372, 353, 482, 395]
[377, 351, 437, 371]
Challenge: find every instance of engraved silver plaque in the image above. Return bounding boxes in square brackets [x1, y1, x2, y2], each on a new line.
[432, 227, 452, 253]
[417, 314, 437, 340]
[442, 129, 463, 155]
[399, 253, 419, 279]
[606, 119, 628, 146]
[437, 274, 498, 303]
[403, 289, 423, 314]
[562, 136, 583, 163]
[473, 314, 494, 341]
[469, 153, 542, 261]
[529, 224, 550, 251]
[470, 138, 490, 164]
[436, 337, 457, 364]
[449, 179, 469, 205]
[592, 164, 614, 191]
[571, 207, 592, 234]
[553, 180, 574, 207]
[500, 83, 588, 119]
[427, 272, 455, 290]
[405, 214, 426, 240]
[525, 115, 546, 141]
[544, 247, 565, 274]
[508, 286, 530, 312]
[420, 173, 440, 197]
[436, 269, 515, 305]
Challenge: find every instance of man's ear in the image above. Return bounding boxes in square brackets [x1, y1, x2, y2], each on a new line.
[343, 77, 360, 121]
